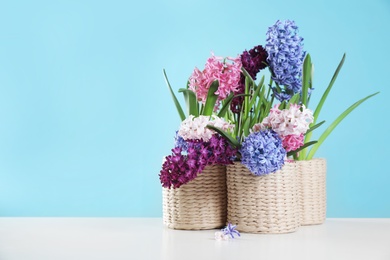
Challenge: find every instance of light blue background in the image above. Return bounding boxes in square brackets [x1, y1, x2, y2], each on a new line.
[0, 0, 389, 217]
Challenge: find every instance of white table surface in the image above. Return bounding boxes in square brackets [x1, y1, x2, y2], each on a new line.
[0, 218, 389, 260]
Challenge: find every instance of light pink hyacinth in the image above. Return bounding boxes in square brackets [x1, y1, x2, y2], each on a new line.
[253, 104, 313, 152]
[178, 115, 234, 142]
[259, 104, 313, 137]
[188, 53, 242, 104]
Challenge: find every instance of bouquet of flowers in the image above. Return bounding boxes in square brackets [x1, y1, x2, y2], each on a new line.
[160, 19, 378, 185]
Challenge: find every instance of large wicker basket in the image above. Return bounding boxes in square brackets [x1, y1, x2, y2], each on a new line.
[297, 158, 326, 225]
[162, 164, 227, 230]
[226, 162, 300, 234]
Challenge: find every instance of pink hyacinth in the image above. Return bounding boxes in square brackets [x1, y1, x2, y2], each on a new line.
[260, 104, 313, 137]
[253, 104, 313, 152]
[178, 115, 234, 142]
[188, 53, 242, 104]
[282, 134, 304, 152]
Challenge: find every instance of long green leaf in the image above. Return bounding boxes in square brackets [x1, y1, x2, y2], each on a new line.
[306, 92, 379, 160]
[201, 81, 219, 116]
[304, 53, 346, 146]
[242, 117, 251, 137]
[217, 93, 250, 118]
[163, 69, 185, 121]
[249, 75, 264, 109]
[302, 54, 312, 106]
[178, 88, 199, 117]
[206, 125, 240, 148]
[244, 76, 251, 121]
[287, 141, 318, 157]
[217, 93, 234, 118]
[305, 120, 325, 135]
[313, 53, 346, 124]
[241, 67, 255, 84]
[287, 93, 301, 107]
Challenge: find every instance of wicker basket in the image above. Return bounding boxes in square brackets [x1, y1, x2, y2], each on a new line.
[297, 158, 326, 225]
[226, 162, 300, 234]
[162, 164, 227, 230]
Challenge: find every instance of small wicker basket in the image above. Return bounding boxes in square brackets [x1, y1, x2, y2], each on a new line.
[226, 162, 300, 234]
[162, 164, 227, 230]
[297, 158, 326, 225]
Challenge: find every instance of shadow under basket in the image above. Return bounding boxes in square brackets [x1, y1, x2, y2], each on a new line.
[162, 164, 227, 230]
[297, 158, 327, 225]
[226, 162, 300, 234]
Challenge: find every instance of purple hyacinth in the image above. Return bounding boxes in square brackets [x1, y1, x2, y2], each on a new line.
[160, 134, 238, 189]
[240, 129, 286, 176]
[265, 20, 306, 101]
[231, 45, 268, 114]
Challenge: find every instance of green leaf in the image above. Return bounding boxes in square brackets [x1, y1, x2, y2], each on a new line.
[163, 69, 186, 121]
[306, 92, 379, 160]
[217, 93, 250, 118]
[301, 54, 312, 106]
[243, 76, 251, 121]
[217, 93, 234, 118]
[249, 75, 264, 109]
[241, 67, 255, 84]
[305, 120, 325, 135]
[287, 141, 318, 157]
[178, 88, 199, 117]
[201, 81, 219, 116]
[206, 125, 240, 148]
[313, 53, 346, 124]
[307, 62, 314, 105]
[304, 53, 346, 146]
[242, 117, 251, 137]
[287, 93, 301, 108]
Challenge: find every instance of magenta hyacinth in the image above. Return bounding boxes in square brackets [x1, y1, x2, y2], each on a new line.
[160, 134, 237, 188]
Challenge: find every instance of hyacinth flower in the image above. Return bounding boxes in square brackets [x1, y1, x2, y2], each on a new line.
[188, 53, 242, 105]
[163, 54, 242, 122]
[159, 115, 237, 188]
[265, 20, 307, 102]
[230, 45, 268, 114]
[159, 134, 237, 188]
[222, 223, 241, 239]
[240, 129, 286, 176]
[252, 104, 315, 156]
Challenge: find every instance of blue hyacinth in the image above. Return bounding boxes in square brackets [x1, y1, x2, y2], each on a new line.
[240, 130, 286, 176]
[174, 131, 188, 152]
[265, 20, 306, 101]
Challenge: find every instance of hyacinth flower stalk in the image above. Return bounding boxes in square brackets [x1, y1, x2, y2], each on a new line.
[291, 54, 379, 160]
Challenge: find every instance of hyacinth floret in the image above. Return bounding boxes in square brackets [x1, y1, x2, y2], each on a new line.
[265, 20, 306, 101]
[222, 223, 241, 239]
[240, 129, 286, 176]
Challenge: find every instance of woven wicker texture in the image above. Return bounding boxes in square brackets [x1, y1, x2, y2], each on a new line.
[226, 162, 300, 234]
[162, 165, 227, 230]
[297, 158, 326, 225]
